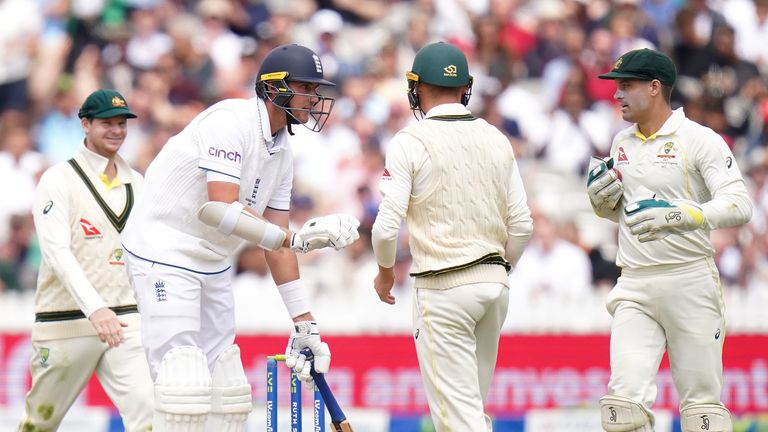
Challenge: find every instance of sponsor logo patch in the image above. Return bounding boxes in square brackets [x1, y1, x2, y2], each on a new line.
[79, 218, 102, 238]
[381, 168, 392, 181]
[617, 147, 629, 163]
[208, 147, 242, 163]
[443, 65, 458, 77]
[43, 201, 53, 214]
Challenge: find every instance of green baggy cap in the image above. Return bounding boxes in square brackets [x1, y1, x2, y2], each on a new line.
[78, 89, 137, 119]
[598, 48, 677, 86]
[407, 42, 471, 88]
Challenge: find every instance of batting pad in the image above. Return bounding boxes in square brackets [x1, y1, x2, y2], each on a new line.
[599, 395, 653, 432]
[154, 346, 212, 432]
[680, 404, 732, 432]
[205, 345, 253, 432]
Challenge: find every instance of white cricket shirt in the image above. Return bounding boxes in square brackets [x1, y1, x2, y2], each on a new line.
[612, 108, 752, 268]
[122, 97, 293, 273]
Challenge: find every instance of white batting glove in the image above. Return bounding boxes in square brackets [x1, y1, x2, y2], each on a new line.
[624, 197, 705, 242]
[285, 321, 331, 382]
[289, 214, 360, 253]
[587, 156, 623, 214]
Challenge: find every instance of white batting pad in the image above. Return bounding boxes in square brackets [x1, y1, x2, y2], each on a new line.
[205, 345, 253, 432]
[599, 395, 653, 432]
[154, 346, 212, 432]
[680, 404, 732, 432]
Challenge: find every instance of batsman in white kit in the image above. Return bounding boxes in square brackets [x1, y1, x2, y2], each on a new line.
[21, 89, 153, 431]
[588, 49, 752, 432]
[121, 44, 359, 431]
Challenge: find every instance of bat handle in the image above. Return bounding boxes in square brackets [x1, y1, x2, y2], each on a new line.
[300, 349, 348, 423]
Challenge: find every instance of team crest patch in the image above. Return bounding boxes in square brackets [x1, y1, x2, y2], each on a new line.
[39, 347, 50, 368]
[108, 248, 124, 266]
[656, 141, 678, 162]
[111, 96, 126, 107]
[79, 218, 102, 238]
[155, 280, 167, 302]
[613, 57, 623, 70]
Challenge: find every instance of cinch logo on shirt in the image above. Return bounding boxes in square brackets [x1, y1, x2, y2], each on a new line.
[79, 218, 102, 238]
[208, 147, 242, 163]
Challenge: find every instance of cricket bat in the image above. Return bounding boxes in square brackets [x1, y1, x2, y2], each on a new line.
[302, 349, 355, 432]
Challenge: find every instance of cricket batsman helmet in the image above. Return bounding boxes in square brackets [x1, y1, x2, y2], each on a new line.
[255, 44, 335, 133]
[406, 42, 473, 116]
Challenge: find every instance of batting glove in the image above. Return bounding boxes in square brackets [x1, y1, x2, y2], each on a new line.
[285, 321, 331, 382]
[290, 214, 360, 253]
[587, 156, 623, 215]
[624, 197, 705, 242]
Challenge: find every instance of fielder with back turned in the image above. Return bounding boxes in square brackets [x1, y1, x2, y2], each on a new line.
[372, 42, 533, 431]
[587, 49, 752, 432]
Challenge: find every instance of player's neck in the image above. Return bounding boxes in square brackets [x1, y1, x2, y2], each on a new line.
[265, 101, 287, 135]
[637, 105, 673, 138]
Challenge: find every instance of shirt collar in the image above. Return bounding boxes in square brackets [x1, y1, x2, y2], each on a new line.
[424, 103, 471, 118]
[255, 97, 288, 154]
[76, 141, 135, 183]
[632, 107, 686, 141]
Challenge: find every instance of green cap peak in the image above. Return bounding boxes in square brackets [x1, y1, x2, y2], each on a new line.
[78, 89, 137, 119]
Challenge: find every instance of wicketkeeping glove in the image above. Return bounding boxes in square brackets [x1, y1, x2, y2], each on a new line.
[290, 214, 360, 253]
[285, 321, 331, 382]
[587, 156, 623, 214]
[624, 197, 705, 242]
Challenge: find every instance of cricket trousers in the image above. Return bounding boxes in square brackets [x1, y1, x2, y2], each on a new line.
[412, 282, 509, 432]
[606, 256, 728, 421]
[19, 328, 154, 431]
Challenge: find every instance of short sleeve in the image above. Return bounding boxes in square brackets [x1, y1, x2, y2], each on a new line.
[197, 109, 246, 181]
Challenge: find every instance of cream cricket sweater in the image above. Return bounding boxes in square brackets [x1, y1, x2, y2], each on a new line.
[373, 104, 526, 289]
[32, 145, 143, 340]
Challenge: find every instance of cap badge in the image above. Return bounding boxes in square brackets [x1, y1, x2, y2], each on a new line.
[613, 57, 623, 71]
[111, 96, 126, 108]
[443, 65, 457, 77]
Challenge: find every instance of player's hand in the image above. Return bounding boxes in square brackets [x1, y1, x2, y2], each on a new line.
[624, 197, 705, 242]
[587, 156, 623, 214]
[89, 307, 128, 348]
[374, 267, 396, 305]
[290, 214, 360, 253]
[285, 321, 331, 382]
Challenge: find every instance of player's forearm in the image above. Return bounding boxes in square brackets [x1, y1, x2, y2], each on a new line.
[46, 248, 108, 317]
[264, 247, 300, 285]
[701, 188, 753, 229]
[371, 220, 398, 268]
[505, 230, 532, 269]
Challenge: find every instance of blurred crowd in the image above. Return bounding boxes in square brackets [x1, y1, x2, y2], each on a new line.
[1, 0, 767, 333]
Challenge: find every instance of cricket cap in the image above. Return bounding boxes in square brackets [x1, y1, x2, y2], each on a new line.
[78, 89, 137, 119]
[598, 48, 676, 86]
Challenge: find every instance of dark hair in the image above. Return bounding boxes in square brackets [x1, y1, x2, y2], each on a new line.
[661, 84, 673, 105]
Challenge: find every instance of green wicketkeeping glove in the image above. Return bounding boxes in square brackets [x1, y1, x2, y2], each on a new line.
[624, 197, 705, 242]
[587, 156, 623, 214]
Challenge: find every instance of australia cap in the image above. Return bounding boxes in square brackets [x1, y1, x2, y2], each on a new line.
[598, 48, 676, 86]
[78, 89, 137, 119]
